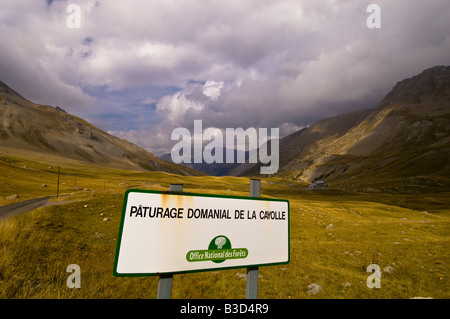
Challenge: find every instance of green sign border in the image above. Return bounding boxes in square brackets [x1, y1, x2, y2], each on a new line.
[113, 188, 290, 277]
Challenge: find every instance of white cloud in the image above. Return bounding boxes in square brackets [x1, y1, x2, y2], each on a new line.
[202, 81, 224, 100]
[156, 90, 205, 124]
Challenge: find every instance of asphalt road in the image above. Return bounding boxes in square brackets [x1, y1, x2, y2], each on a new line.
[0, 196, 51, 220]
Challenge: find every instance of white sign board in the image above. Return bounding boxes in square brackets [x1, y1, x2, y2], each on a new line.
[114, 189, 289, 276]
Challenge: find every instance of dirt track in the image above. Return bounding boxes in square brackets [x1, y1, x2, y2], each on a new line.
[0, 197, 51, 220]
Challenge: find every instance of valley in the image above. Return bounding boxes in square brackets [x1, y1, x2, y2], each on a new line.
[0, 150, 448, 299]
[0, 66, 449, 299]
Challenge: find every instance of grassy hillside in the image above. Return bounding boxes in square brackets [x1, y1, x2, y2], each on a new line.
[0, 81, 203, 176]
[0, 153, 448, 299]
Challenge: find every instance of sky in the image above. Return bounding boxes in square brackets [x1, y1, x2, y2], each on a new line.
[1, 0, 450, 155]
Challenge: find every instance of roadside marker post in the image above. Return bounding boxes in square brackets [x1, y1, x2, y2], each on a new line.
[56, 166, 60, 199]
[114, 180, 289, 299]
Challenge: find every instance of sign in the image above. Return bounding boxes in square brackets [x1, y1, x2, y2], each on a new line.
[113, 189, 289, 276]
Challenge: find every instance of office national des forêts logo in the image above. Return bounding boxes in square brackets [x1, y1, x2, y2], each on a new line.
[186, 235, 248, 264]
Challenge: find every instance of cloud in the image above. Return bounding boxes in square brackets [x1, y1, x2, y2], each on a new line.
[148, 0, 450, 133]
[0, 27, 96, 112]
[156, 90, 205, 125]
[202, 81, 224, 100]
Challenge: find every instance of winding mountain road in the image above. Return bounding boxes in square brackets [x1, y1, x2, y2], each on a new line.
[0, 196, 51, 220]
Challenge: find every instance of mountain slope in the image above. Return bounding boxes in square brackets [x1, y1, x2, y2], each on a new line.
[236, 65, 450, 191]
[0, 81, 203, 175]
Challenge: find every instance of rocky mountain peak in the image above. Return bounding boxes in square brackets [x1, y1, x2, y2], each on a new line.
[379, 65, 450, 108]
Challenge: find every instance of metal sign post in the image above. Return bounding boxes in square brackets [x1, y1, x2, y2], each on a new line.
[156, 184, 183, 299]
[246, 179, 260, 299]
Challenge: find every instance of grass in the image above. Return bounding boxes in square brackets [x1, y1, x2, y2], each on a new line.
[0, 152, 449, 299]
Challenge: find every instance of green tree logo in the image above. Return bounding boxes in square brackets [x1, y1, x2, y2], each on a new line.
[215, 236, 226, 249]
[208, 235, 231, 263]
